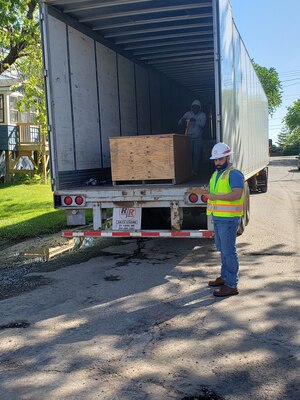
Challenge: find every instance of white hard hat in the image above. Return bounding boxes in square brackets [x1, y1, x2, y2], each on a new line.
[210, 142, 234, 160]
[191, 99, 201, 107]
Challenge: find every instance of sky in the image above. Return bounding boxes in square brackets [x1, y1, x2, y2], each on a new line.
[230, 0, 300, 144]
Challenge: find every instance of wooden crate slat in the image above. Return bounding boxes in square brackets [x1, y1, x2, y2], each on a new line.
[110, 134, 192, 184]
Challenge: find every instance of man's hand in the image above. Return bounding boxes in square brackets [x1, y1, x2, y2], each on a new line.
[186, 187, 209, 195]
[206, 193, 217, 200]
[207, 188, 243, 201]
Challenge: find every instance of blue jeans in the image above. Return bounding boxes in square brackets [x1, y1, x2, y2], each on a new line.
[213, 218, 241, 288]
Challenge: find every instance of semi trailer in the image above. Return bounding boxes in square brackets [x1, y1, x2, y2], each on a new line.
[41, 0, 269, 239]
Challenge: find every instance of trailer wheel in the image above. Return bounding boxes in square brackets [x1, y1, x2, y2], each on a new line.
[237, 182, 250, 235]
[260, 180, 268, 193]
[258, 167, 268, 193]
[237, 216, 245, 236]
[244, 181, 250, 225]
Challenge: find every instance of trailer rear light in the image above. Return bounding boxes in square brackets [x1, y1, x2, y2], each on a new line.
[185, 191, 208, 205]
[64, 196, 73, 206]
[61, 195, 86, 207]
[75, 196, 84, 205]
[188, 193, 199, 203]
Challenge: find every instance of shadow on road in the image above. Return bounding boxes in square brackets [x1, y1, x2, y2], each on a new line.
[269, 158, 298, 167]
[0, 237, 299, 399]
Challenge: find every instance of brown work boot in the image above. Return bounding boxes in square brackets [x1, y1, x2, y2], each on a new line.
[213, 285, 239, 297]
[208, 276, 225, 287]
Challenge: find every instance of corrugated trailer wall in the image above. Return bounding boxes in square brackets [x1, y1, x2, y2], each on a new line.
[218, 0, 269, 178]
[45, 11, 193, 189]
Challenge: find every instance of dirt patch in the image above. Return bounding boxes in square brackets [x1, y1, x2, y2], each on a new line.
[0, 233, 124, 300]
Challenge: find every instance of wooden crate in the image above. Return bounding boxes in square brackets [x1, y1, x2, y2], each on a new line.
[109, 134, 192, 184]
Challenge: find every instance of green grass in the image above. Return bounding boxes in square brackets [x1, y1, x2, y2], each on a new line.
[0, 183, 68, 243]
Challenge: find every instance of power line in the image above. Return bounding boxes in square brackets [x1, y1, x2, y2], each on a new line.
[283, 83, 300, 88]
[281, 95, 300, 99]
[280, 73, 300, 77]
[281, 78, 300, 82]
[279, 69, 300, 74]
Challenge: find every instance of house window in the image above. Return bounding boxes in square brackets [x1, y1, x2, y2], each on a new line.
[9, 95, 37, 124]
[29, 107, 36, 123]
[9, 95, 19, 123]
[0, 94, 4, 123]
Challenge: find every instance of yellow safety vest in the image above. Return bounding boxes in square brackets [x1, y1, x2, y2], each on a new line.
[206, 167, 244, 217]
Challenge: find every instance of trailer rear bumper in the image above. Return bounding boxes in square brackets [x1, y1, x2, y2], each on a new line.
[62, 230, 214, 239]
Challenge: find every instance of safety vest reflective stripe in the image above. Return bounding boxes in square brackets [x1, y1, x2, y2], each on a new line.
[207, 203, 243, 211]
[207, 209, 243, 214]
[206, 167, 244, 217]
[207, 202, 243, 207]
[207, 205, 243, 212]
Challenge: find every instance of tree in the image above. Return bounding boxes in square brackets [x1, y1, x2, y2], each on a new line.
[0, 0, 45, 127]
[284, 99, 300, 132]
[14, 45, 46, 127]
[252, 61, 283, 116]
[281, 128, 300, 155]
[0, 0, 39, 75]
[281, 99, 300, 155]
[276, 126, 288, 150]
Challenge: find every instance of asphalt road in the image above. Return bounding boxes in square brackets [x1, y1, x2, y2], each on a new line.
[0, 156, 299, 400]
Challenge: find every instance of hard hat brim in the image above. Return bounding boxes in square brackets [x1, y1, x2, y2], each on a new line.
[209, 151, 234, 160]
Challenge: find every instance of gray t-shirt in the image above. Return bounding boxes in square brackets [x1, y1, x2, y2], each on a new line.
[178, 111, 206, 139]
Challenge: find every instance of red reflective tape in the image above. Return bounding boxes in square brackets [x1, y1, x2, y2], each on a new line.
[63, 232, 73, 237]
[62, 230, 213, 238]
[84, 232, 101, 237]
[203, 231, 214, 237]
[171, 231, 190, 237]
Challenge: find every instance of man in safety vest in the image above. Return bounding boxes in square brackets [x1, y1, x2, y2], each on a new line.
[206, 142, 244, 297]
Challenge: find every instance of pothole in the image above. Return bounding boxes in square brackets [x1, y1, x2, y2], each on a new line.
[182, 386, 224, 400]
[104, 275, 121, 281]
[0, 320, 30, 329]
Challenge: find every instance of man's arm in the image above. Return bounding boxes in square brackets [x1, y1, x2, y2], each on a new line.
[178, 112, 189, 126]
[199, 112, 206, 128]
[206, 188, 243, 201]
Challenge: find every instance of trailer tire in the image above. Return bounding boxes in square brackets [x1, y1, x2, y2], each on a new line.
[244, 181, 250, 225]
[259, 167, 268, 193]
[260, 181, 268, 193]
[237, 182, 250, 236]
[237, 216, 245, 236]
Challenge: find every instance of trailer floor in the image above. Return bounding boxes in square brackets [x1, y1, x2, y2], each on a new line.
[71, 163, 215, 191]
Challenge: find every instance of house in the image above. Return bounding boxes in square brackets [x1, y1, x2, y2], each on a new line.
[0, 77, 48, 181]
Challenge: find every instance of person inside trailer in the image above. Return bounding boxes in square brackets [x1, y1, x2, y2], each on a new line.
[178, 99, 206, 176]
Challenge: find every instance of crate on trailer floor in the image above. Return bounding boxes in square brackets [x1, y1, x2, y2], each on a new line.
[109, 134, 192, 184]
